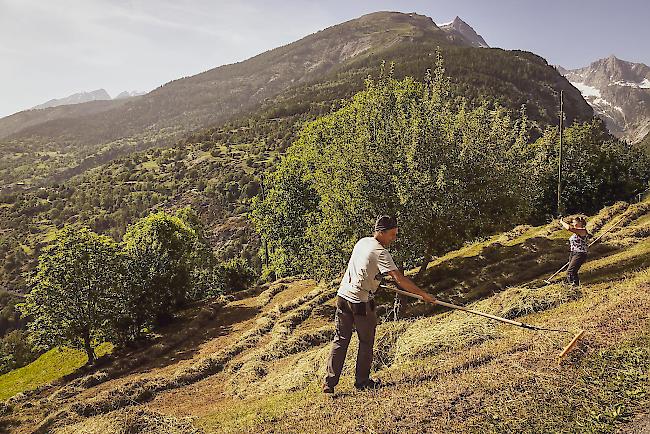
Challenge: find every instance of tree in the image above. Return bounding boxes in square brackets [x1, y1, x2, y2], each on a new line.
[531, 119, 650, 216]
[116, 212, 196, 343]
[20, 226, 122, 364]
[252, 55, 534, 279]
[0, 330, 36, 374]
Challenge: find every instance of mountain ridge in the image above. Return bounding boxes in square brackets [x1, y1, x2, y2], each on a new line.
[561, 55, 650, 142]
[0, 11, 592, 189]
[440, 16, 489, 48]
[31, 89, 112, 110]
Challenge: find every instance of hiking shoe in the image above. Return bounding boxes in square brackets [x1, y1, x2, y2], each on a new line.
[354, 378, 381, 390]
[322, 384, 335, 394]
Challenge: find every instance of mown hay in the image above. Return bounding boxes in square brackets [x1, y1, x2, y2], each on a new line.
[499, 225, 532, 242]
[611, 201, 650, 230]
[586, 201, 629, 234]
[373, 320, 412, 369]
[475, 284, 582, 320]
[391, 282, 581, 363]
[55, 407, 202, 434]
[72, 311, 280, 417]
[257, 284, 288, 307]
[261, 325, 335, 362]
[601, 222, 650, 247]
[393, 313, 499, 363]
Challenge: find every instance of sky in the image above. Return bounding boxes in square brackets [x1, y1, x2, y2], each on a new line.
[1, 0, 649, 118]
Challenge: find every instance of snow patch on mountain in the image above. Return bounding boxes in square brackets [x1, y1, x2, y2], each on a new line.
[612, 79, 650, 89]
[570, 81, 601, 98]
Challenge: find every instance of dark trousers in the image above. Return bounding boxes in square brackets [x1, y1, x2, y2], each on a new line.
[567, 252, 587, 286]
[324, 296, 377, 388]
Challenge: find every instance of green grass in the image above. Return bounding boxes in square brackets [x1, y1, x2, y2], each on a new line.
[198, 385, 315, 432]
[478, 333, 650, 433]
[0, 343, 113, 401]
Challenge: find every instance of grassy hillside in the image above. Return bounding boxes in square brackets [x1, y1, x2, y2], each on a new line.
[0, 197, 649, 433]
[0, 11, 592, 189]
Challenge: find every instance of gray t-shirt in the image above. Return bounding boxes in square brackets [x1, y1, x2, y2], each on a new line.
[338, 237, 398, 303]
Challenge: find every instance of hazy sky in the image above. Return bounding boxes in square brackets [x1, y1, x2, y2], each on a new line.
[1, 0, 648, 118]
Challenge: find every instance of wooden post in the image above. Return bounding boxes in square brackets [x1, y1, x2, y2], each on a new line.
[557, 90, 564, 216]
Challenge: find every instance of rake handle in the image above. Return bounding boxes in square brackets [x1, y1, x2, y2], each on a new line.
[386, 286, 533, 330]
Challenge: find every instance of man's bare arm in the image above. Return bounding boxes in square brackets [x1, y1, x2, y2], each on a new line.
[387, 269, 437, 303]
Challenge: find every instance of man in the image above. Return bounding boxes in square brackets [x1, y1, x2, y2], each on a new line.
[323, 215, 437, 393]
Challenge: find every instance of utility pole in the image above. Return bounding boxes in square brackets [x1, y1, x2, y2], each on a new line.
[260, 179, 269, 268]
[557, 90, 564, 216]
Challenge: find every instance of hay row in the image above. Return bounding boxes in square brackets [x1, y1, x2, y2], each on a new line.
[499, 225, 532, 242]
[475, 284, 582, 320]
[71, 311, 281, 418]
[609, 201, 650, 230]
[223, 282, 272, 302]
[391, 283, 582, 364]
[256, 283, 288, 307]
[55, 407, 203, 434]
[274, 284, 331, 314]
[586, 201, 629, 234]
[231, 287, 335, 372]
[602, 222, 650, 242]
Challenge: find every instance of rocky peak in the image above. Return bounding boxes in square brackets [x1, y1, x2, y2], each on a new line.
[561, 56, 650, 142]
[31, 89, 112, 110]
[439, 16, 489, 48]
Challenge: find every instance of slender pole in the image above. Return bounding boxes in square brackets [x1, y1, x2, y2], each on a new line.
[260, 180, 269, 268]
[557, 90, 564, 216]
[558, 329, 585, 364]
[380, 285, 570, 333]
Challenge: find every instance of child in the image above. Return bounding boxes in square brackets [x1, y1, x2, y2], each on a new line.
[559, 215, 589, 286]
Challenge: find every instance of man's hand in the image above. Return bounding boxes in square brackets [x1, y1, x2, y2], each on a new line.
[387, 269, 437, 304]
[420, 293, 438, 304]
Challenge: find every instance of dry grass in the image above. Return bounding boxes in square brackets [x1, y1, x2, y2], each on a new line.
[55, 407, 202, 434]
[612, 200, 650, 231]
[587, 201, 629, 234]
[475, 283, 582, 319]
[196, 268, 650, 434]
[4, 199, 650, 434]
[499, 224, 532, 242]
[256, 283, 288, 307]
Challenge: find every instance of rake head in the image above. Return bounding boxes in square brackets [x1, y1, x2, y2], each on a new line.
[557, 329, 586, 364]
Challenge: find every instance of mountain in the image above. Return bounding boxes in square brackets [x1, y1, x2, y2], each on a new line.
[439, 16, 489, 48]
[0, 11, 591, 189]
[114, 90, 146, 99]
[561, 55, 650, 142]
[31, 89, 112, 110]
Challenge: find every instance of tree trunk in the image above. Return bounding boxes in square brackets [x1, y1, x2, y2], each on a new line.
[416, 254, 432, 279]
[83, 332, 95, 365]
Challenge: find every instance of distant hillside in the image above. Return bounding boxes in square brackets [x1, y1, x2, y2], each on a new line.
[0, 11, 592, 188]
[1, 198, 649, 433]
[31, 89, 112, 110]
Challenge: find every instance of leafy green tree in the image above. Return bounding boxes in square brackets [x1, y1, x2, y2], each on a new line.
[0, 330, 36, 374]
[531, 119, 650, 216]
[252, 55, 534, 278]
[19, 226, 122, 364]
[116, 212, 196, 342]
